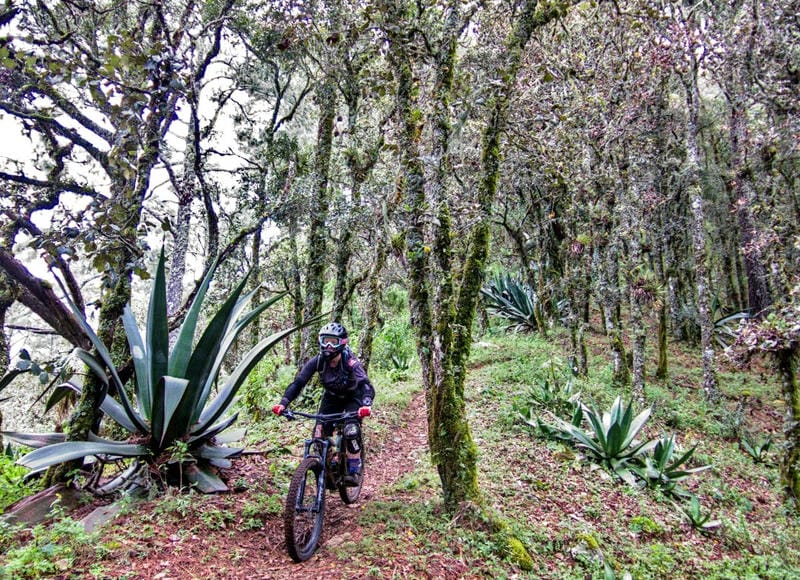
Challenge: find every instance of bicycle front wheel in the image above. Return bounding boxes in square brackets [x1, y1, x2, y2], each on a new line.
[284, 457, 325, 562]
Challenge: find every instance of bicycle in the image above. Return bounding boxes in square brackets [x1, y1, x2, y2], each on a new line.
[278, 409, 366, 562]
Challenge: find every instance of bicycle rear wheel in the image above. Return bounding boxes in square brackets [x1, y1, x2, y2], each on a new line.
[338, 440, 365, 504]
[284, 457, 325, 562]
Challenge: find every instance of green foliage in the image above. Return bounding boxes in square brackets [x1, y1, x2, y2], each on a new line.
[5, 250, 309, 493]
[532, 396, 711, 491]
[382, 284, 408, 316]
[677, 496, 721, 532]
[0, 450, 43, 511]
[480, 273, 541, 332]
[239, 355, 284, 421]
[632, 434, 711, 497]
[541, 396, 657, 484]
[739, 433, 773, 464]
[372, 319, 415, 377]
[514, 357, 580, 421]
[1, 515, 94, 578]
[628, 515, 664, 535]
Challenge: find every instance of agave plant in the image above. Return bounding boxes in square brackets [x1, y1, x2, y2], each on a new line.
[632, 434, 711, 496]
[480, 273, 541, 332]
[548, 396, 657, 484]
[713, 311, 751, 349]
[4, 250, 309, 493]
[739, 433, 773, 464]
[677, 495, 721, 533]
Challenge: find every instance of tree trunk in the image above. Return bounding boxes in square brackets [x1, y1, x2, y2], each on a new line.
[656, 302, 668, 380]
[289, 211, 303, 365]
[167, 113, 199, 317]
[777, 347, 800, 503]
[302, 79, 336, 357]
[0, 272, 16, 449]
[729, 102, 772, 317]
[683, 62, 720, 402]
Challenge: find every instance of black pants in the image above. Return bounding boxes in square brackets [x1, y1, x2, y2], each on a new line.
[316, 391, 361, 437]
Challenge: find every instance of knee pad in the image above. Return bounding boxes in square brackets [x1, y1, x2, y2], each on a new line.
[343, 422, 361, 453]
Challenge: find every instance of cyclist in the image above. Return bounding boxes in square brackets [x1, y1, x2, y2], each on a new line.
[272, 321, 374, 485]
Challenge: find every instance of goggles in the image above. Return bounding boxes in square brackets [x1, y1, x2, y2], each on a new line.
[320, 335, 342, 347]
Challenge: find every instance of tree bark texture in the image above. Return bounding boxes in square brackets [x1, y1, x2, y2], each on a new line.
[683, 61, 720, 402]
[302, 80, 336, 357]
[729, 103, 772, 317]
[777, 347, 800, 503]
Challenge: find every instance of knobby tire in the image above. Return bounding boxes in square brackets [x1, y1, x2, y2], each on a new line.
[338, 438, 365, 504]
[284, 456, 325, 562]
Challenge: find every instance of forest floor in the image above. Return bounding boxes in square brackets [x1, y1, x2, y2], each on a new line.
[3, 331, 800, 579]
[74, 389, 456, 579]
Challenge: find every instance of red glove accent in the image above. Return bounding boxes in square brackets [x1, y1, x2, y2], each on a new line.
[358, 406, 371, 418]
[272, 404, 285, 416]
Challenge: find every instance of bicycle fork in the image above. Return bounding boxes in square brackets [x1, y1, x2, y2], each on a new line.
[295, 439, 330, 513]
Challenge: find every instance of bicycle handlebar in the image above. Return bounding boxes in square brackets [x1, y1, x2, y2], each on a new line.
[280, 409, 360, 422]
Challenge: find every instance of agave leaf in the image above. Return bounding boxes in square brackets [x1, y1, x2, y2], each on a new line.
[213, 428, 246, 445]
[606, 422, 623, 458]
[207, 458, 232, 469]
[2, 431, 66, 448]
[184, 463, 228, 493]
[624, 438, 658, 459]
[188, 413, 239, 444]
[57, 381, 140, 434]
[151, 376, 191, 449]
[122, 306, 150, 420]
[195, 321, 320, 433]
[180, 275, 251, 426]
[584, 405, 607, 449]
[195, 444, 243, 459]
[86, 432, 131, 445]
[17, 441, 149, 472]
[668, 443, 698, 469]
[73, 348, 109, 386]
[0, 369, 26, 393]
[192, 290, 289, 422]
[65, 299, 148, 433]
[44, 381, 81, 414]
[168, 257, 218, 378]
[147, 250, 170, 411]
[622, 407, 652, 448]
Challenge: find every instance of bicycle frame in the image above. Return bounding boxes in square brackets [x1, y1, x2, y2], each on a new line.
[282, 409, 360, 500]
[281, 408, 365, 562]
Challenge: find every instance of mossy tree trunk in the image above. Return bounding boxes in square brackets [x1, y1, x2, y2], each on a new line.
[388, 0, 575, 514]
[679, 14, 719, 401]
[777, 347, 800, 503]
[0, 271, 17, 449]
[302, 78, 336, 356]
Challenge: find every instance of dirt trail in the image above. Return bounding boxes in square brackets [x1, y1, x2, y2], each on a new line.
[276, 390, 431, 578]
[98, 391, 433, 579]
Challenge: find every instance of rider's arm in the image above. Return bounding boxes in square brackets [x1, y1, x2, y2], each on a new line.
[347, 358, 374, 407]
[279, 356, 320, 407]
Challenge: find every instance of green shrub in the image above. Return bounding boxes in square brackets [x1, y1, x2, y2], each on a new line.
[677, 496, 721, 532]
[541, 396, 657, 484]
[372, 319, 415, 373]
[739, 433, 773, 464]
[0, 449, 43, 511]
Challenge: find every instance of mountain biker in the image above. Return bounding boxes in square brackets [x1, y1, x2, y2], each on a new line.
[272, 321, 374, 485]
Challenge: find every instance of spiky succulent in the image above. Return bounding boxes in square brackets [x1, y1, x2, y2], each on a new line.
[4, 250, 311, 493]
